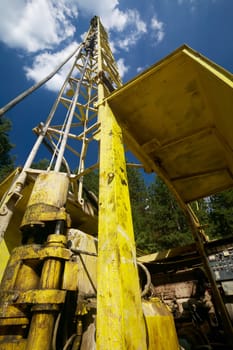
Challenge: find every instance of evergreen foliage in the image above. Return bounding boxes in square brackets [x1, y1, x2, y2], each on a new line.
[31, 158, 50, 170]
[128, 172, 194, 253]
[127, 167, 152, 251]
[147, 176, 194, 251]
[0, 117, 14, 182]
[126, 168, 233, 253]
[208, 189, 233, 238]
[83, 170, 99, 196]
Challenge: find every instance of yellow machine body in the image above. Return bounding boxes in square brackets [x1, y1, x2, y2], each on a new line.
[142, 298, 180, 350]
[21, 172, 69, 230]
[0, 240, 10, 284]
[0, 169, 98, 282]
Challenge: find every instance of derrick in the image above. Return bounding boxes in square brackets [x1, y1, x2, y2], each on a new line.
[0, 16, 148, 350]
[0, 14, 233, 350]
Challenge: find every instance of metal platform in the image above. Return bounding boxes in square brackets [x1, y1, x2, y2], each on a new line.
[107, 45, 233, 202]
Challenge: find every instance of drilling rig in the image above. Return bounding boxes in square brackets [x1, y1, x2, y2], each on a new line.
[0, 16, 233, 350]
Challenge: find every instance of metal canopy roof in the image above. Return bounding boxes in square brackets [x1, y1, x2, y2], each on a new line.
[107, 45, 233, 203]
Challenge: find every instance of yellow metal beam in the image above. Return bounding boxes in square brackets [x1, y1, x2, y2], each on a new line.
[96, 17, 146, 348]
[0, 240, 10, 282]
[96, 101, 147, 349]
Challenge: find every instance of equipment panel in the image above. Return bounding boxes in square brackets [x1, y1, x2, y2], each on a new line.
[208, 246, 233, 282]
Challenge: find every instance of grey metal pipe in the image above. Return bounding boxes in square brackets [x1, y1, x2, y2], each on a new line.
[0, 43, 84, 117]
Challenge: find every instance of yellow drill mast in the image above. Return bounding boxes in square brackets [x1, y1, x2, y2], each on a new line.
[2, 15, 232, 350]
[0, 16, 148, 350]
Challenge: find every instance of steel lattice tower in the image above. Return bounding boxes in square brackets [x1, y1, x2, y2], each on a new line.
[0, 16, 147, 350]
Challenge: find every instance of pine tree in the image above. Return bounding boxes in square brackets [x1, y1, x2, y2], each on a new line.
[31, 158, 50, 170]
[147, 176, 194, 251]
[208, 189, 233, 238]
[0, 117, 14, 182]
[126, 166, 151, 252]
[83, 170, 99, 196]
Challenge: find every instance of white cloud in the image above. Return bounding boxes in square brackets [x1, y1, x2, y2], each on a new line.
[115, 10, 147, 51]
[116, 58, 129, 78]
[77, 0, 127, 31]
[0, 0, 78, 52]
[109, 40, 117, 54]
[0, 0, 149, 56]
[177, 0, 197, 12]
[78, 2, 147, 50]
[177, 0, 196, 4]
[151, 16, 165, 43]
[0, 0, 161, 92]
[136, 67, 143, 73]
[24, 42, 79, 92]
[136, 66, 145, 73]
[177, 0, 213, 11]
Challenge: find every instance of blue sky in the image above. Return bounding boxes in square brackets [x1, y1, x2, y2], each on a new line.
[0, 0, 232, 168]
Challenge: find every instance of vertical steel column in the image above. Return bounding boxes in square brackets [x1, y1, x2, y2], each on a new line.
[96, 17, 147, 349]
[96, 99, 147, 349]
